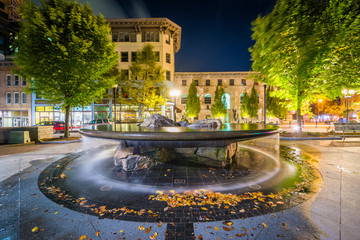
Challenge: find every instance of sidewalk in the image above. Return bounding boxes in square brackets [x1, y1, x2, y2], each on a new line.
[0, 138, 359, 239]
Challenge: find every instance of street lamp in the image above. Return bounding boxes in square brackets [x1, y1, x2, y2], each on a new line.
[170, 89, 180, 122]
[342, 89, 355, 123]
[113, 84, 118, 130]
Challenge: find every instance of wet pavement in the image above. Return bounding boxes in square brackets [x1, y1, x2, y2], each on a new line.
[0, 137, 360, 239]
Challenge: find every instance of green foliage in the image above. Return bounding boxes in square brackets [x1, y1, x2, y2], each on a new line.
[185, 81, 200, 119]
[125, 44, 167, 121]
[14, 0, 118, 137]
[248, 86, 259, 119]
[240, 91, 249, 119]
[211, 85, 227, 119]
[266, 86, 288, 119]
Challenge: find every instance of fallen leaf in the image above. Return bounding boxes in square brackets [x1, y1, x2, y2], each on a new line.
[223, 226, 231, 231]
[214, 226, 219, 231]
[31, 227, 38, 233]
[262, 223, 268, 228]
[157, 221, 163, 227]
[120, 230, 123, 233]
[201, 207, 208, 211]
[79, 235, 87, 240]
[223, 221, 233, 226]
[145, 226, 152, 234]
[149, 232, 158, 239]
[198, 234, 203, 240]
[95, 231, 100, 237]
[60, 173, 66, 179]
[282, 223, 287, 227]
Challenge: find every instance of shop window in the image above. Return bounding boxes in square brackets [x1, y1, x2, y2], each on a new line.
[22, 92, 27, 104]
[218, 79, 222, 86]
[206, 79, 210, 86]
[205, 94, 211, 104]
[121, 52, 128, 62]
[6, 92, 11, 104]
[14, 75, 19, 86]
[131, 52, 137, 62]
[230, 79, 234, 86]
[182, 80, 187, 86]
[241, 79, 246, 85]
[14, 92, 19, 104]
[166, 53, 171, 64]
[6, 74, 11, 86]
[166, 71, 171, 81]
[181, 95, 187, 104]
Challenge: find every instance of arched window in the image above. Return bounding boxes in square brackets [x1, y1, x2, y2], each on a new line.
[204, 94, 211, 104]
[181, 94, 187, 104]
[221, 93, 231, 109]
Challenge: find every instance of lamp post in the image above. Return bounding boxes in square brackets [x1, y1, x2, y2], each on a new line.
[170, 89, 180, 122]
[316, 98, 323, 128]
[113, 84, 118, 130]
[263, 84, 267, 125]
[342, 89, 355, 123]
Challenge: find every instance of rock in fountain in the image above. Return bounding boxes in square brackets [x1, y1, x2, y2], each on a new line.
[188, 119, 222, 129]
[140, 113, 180, 127]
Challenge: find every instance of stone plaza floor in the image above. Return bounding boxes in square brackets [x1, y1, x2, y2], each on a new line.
[0, 136, 359, 240]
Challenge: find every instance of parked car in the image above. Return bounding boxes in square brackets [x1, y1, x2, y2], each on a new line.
[36, 121, 65, 133]
[87, 119, 111, 125]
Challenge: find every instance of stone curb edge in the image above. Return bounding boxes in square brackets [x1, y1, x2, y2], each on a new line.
[280, 137, 342, 141]
[38, 139, 82, 144]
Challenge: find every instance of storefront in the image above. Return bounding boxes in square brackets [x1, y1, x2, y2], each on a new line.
[0, 110, 29, 127]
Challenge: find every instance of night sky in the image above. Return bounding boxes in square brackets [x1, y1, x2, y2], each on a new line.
[35, 0, 277, 72]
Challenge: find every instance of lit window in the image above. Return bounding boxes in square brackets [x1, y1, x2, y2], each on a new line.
[121, 52, 128, 62]
[14, 92, 19, 104]
[166, 53, 171, 64]
[230, 79, 234, 86]
[119, 32, 129, 42]
[194, 80, 198, 86]
[6, 92, 11, 104]
[166, 71, 171, 81]
[6, 74, 11, 86]
[22, 92, 27, 104]
[218, 79, 222, 85]
[182, 80, 187, 86]
[130, 32, 137, 42]
[142, 32, 159, 42]
[181, 95, 187, 104]
[206, 79, 210, 86]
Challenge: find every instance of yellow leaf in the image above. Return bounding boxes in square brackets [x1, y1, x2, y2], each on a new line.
[79, 235, 87, 240]
[149, 232, 158, 239]
[223, 226, 231, 231]
[201, 207, 208, 211]
[145, 226, 152, 234]
[214, 226, 219, 231]
[262, 223, 268, 228]
[60, 173, 66, 179]
[198, 234, 203, 240]
[95, 231, 100, 237]
[31, 226, 38, 232]
[120, 230, 123, 233]
[55, 212, 58, 214]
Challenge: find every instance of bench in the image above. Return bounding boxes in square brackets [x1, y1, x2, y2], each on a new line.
[333, 123, 360, 139]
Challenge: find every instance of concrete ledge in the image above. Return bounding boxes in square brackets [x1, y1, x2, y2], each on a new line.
[280, 137, 342, 141]
[0, 126, 53, 144]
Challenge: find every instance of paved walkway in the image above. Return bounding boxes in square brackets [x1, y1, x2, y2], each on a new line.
[0, 137, 359, 239]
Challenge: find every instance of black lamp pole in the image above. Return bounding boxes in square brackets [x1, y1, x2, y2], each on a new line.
[113, 87, 116, 130]
[263, 84, 267, 125]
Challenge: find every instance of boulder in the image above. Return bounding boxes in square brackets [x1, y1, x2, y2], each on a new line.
[188, 119, 222, 129]
[114, 154, 160, 171]
[177, 120, 190, 127]
[195, 143, 237, 162]
[140, 114, 180, 127]
[114, 141, 134, 160]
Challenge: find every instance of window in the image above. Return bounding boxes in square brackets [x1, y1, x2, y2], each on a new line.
[218, 79, 222, 85]
[181, 95, 187, 104]
[165, 34, 170, 44]
[205, 94, 211, 104]
[112, 32, 118, 42]
[14, 92, 19, 104]
[6, 92, 11, 104]
[206, 106, 210, 110]
[14, 75, 19, 86]
[155, 51, 160, 62]
[119, 32, 129, 42]
[142, 32, 160, 42]
[166, 53, 171, 64]
[22, 92, 27, 104]
[130, 32, 137, 42]
[241, 79, 246, 85]
[230, 79, 234, 86]
[166, 71, 171, 81]
[22, 77, 26, 86]
[194, 80, 198, 86]
[240, 93, 244, 103]
[182, 80, 187, 86]
[121, 52, 128, 62]
[131, 52, 137, 62]
[206, 79, 210, 86]
[6, 74, 11, 86]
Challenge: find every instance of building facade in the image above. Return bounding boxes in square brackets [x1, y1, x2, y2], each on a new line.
[174, 72, 266, 123]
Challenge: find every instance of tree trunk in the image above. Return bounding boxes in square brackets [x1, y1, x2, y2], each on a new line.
[296, 106, 302, 132]
[138, 104, 142, 123]
[64, 105, 70, 138]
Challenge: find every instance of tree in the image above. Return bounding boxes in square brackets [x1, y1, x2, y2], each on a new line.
[248, 85, 259, 120]
[250, 0, 327, 131]
[125, 44, 167, 122]
[185, 80, 200, 121]
[240, 91, 249, 119]
[266, 86, 288, 119]
[211, 84, 227, 120]
[14, 0, 118, 138]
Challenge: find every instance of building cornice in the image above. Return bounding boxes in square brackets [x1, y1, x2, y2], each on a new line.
[107, 18, 181, 53]
[175, 71, 257, 76]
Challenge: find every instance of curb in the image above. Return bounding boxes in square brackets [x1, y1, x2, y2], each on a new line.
[38, 139, 82, 144]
